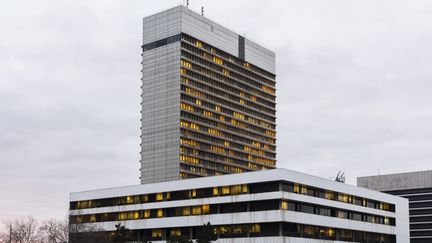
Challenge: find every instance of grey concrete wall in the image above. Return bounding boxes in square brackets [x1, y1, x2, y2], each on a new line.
[357, 170, 432, 191]
[140, 41, 181, 184]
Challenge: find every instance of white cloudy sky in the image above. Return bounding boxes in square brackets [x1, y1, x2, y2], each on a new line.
[1, 0, 432, 224]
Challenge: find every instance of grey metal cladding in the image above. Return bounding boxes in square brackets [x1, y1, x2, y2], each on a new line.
[180, 6, 275, 74]
[140, 42, 181, 184]
[357, 170, 432, 191]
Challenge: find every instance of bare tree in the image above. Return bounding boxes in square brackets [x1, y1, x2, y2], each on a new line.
[39, 219, 68, 243]
[1, 216, 42, 243]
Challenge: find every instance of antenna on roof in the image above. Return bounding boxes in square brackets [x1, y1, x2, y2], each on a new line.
[186, 0, 189, 8]
[335, 171, 346, 183]
[201, 6, 204, 16]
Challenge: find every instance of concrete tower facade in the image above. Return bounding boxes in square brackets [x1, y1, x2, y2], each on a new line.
[140, 6, 276, 184]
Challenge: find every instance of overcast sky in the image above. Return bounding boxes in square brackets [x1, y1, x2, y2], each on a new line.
[1, 0, 432, 224]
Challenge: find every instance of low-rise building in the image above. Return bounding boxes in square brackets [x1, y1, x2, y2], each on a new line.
[70, 169, 409, 242]
[358, 170, 432, 242]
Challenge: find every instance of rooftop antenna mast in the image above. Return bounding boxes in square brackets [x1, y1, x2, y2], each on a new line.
[201, 6, 204, 16]
[186, 0, 189, 8]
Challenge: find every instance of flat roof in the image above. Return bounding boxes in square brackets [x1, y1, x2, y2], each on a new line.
[70, 168, 407, 204]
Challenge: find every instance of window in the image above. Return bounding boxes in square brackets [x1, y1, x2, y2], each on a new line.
[250, 224, 261, 233]
[157, 209, 164, 218]
[221, 186, 230, 195]
[213, 187, 219, 196]
[156, 193, 163, 201]
[152, 229, 162, 238]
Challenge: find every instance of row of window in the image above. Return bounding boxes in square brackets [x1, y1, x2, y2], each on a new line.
[181, 102, 276, 147]
[180, 73, 275, 122]
[282, 183, 395, 212]
[179, 150, 271, 174]
[180, 99, 275, 142]
[70, 181, 394, 213]
[181, 129, 276, 166]
[181, 94, 275, 144]
[180, 143, 273, 169]
[180, 53, 276, 113]
[180, 116, 275, 156]
[70, 199, 395, 227]
[71, 222, 395, 243]
[180, 162, 245, 175]
[181, 89, 275, 132]
[182, 34, 276, 82]
[181, 83, 275, 132]
[180, 66, 276, 110]
[180, 72, 275, 114]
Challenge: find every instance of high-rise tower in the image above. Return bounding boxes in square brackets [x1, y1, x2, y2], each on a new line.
[140, 6, 276, 184]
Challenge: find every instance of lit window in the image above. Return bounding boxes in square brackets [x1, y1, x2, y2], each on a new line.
[224, 141, 230, 147]
[152, 229, 162, 238]
[192, 206, 202, 215]
[156, 193, 163, 201]
[213, 187, 219, 196]
[157, 209, 164, 218]
[250, 224, 260, 233]
[213, 56, 223, 65]
[195, 99, 202, 106]
[215, 106, 221, 112]
[221, 186, 230, 195]
[171, 229, 181, 236]
[143, 210, 150, 218]
[202, 204, 210, 214]
[180, 68, 187, 75]
[195, 41, 202, 48]
[183, 207, 191, 216]
[281, 201, 288, 210]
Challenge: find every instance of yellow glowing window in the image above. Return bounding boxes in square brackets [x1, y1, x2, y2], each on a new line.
[192, 206, 202, 215]
[191, 189, 197, 198]
[301, 186, 308, 195]
[181, 103, 194, 112]
[233, 112, 245, 120]
[156, 193, 164, 201]
[239, 99, 245, 104]
[166, 192, 170, 200]
[213, 56, 223, 65]
[250, 95, 257, 101]
[266, 130, 276, 137]
[195, 41, 202, 48]
[294, 184, 300, 193]
[202, 204, 210, 214]
[224, 141, 230, 147]
[152, 229, 162, 238]
[181, 60, 192, 68]
[118, 212, 127, 220]
[221, 186, 230, 195]
[183, 207, 191, 216]
[210, 48, 216, 53]
[242, 184, 248, 193]
[180, 68, 187, 75]
[89, 214, 96, 222]
[143, 210, 150, 218]
[281, 201, 288, 210]
[141, 195, 149, 202]
[231, 185, 242, 194]
[222, 69, 230, 76]
[195, 99, 202, 105]
[244, 62, 250, 68]
[250, 224, 260, 233]
[215, 105, 221, 112]
[213, 187, 219, 196]
[180, 121, 189, 127]
[157, 209, 164, 218]
[203, 110, 213, 117]
[171, 229, 181, 236]
[190, 123, 199, 130]
[133, 211, 139, 220]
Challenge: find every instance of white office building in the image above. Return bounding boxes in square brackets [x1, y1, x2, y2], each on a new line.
[70, 169, 410, 242]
